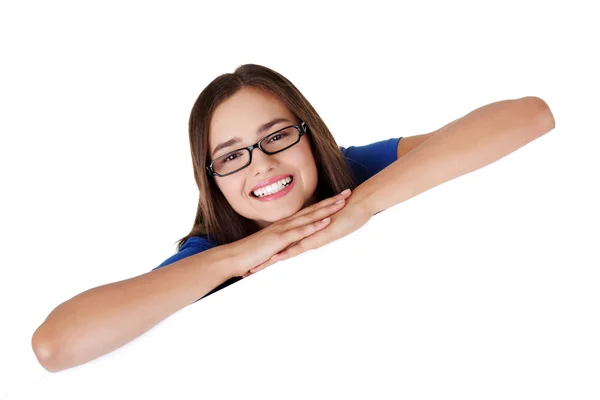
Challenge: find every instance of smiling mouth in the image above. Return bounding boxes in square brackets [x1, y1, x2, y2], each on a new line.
[250, 176, 294, 198]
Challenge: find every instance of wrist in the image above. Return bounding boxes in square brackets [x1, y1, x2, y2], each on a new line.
[349, 185, 378, 216]
[219, 240, 248, 279]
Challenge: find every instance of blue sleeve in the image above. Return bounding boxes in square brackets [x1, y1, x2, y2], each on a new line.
[151, 235, 241, 302]
[152, 236, 216, 271]
[340, 137, 402, 185]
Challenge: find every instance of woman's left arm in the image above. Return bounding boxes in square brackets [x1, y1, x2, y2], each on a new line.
[352, 96, 556, 215]
[249, 96, 555, 271]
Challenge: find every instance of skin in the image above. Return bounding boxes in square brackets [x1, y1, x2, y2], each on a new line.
[248, 96, 555, 274]
[30, 94, 554, 372]
[209, 87, 319, 228]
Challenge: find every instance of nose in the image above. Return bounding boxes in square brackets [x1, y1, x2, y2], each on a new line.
[249, 148, 277, 177]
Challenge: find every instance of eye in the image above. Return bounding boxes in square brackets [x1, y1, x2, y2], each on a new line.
[223, 152, 241, 163]
[268, 133, 287, 143]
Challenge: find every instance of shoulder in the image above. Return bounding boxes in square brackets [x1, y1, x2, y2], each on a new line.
[182, 235, 217, 250]
[152, 235, 217, 271]
[339, 137, 402, 185]
[339, 137, 402, 159]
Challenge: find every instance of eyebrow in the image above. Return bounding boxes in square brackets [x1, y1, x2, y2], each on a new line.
[211, 117, 292, 157]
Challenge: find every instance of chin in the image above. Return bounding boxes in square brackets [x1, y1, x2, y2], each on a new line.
[257, 206, 301, 227]
[268, 209, 295, 223]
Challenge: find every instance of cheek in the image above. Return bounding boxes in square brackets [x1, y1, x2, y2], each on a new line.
[300, 147, 318, 175]
[296, 141, 317, 166]
[216, 178, 245, 202]
[295, 151, 318, 193]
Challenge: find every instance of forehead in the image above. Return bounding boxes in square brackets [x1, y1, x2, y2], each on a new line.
[209, 87, 293, 145]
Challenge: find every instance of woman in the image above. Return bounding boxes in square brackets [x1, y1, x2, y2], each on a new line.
[31, 64, 556, 373]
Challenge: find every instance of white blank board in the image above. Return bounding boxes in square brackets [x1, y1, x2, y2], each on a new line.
[9, 160, 600, 398]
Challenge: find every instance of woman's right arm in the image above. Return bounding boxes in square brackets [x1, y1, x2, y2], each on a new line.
[31, 243, 240, 373]
[32, 189, 352, 373]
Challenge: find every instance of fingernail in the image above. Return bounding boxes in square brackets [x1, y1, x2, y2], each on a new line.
[341, 189, 350, 195]
[320, 217, 330, 223]
[335, 199, 344, 204]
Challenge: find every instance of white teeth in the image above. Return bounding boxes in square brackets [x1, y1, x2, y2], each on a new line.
[252, 176, 292, 197]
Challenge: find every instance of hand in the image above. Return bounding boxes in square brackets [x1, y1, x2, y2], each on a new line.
[225, 189, 353, 279]
[245, 193, 373, 276]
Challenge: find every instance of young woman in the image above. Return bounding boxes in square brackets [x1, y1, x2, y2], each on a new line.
[31, 64, 556, 373]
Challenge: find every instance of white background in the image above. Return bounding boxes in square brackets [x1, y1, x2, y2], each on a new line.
[1, 0, 599, 399]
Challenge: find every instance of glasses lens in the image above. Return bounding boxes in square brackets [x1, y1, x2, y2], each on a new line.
[262, 127, 300, 153]
[212, 149, 250, 176]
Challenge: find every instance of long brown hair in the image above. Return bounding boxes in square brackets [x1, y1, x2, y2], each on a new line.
[174, 64, 357, 251]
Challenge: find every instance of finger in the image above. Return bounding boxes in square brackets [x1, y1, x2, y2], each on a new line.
[292, 188, 351, 219]
[279, 223, 334, 261]
[284, 215, 332, 247]
[277, 227, 324, 261]
[248, 265, 266, 275]
[249, 262, 269, 275]
[249, 264, 267, 274]
[274, 241, 304, 262]
[248, 239, 300, 275]
[244, 260, 270, 277]
[249, 254, 279, 274]
[283, 198, 346, 233]
[304, 188, 351, 214]
[252, 217, 332, 276]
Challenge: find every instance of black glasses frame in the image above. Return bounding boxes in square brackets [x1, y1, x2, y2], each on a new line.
[206, 121, 308, 177]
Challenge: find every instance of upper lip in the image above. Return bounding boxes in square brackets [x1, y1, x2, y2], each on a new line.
[250, 174, 293, 193]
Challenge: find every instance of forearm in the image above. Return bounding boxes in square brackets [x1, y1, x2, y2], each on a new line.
[32, 243, 238, 372]
[353, 96, 556, 214]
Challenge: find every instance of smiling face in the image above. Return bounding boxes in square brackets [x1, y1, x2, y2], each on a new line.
[208, 86, 319, 228]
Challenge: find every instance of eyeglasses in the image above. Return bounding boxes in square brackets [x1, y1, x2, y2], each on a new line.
[206, 121, 308, 177]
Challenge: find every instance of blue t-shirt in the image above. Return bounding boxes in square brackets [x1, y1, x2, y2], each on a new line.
[153, 137, 402, 300]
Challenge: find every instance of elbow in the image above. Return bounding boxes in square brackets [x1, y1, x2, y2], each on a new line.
[31, 324, 68, 373]
[520, 96, 556, 133]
